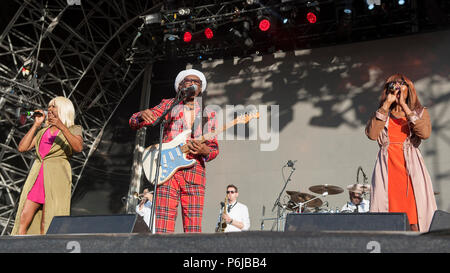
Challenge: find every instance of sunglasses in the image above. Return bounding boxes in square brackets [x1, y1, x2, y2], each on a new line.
[226, 191, 236, 194]
[182, 78, 202, 85]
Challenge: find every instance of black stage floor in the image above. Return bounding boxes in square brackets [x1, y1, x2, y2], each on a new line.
[1, 230, 448, 253]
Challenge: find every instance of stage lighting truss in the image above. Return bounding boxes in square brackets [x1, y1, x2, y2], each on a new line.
[0, 0, 159, 235]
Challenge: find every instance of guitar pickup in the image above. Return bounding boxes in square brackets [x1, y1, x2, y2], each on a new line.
[162, 155, 168, 167]
[168, 151, 175, 161]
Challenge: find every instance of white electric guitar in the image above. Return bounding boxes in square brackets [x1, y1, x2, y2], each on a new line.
[142, 112, 259, 185]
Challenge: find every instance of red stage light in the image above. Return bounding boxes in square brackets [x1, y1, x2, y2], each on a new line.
[306, 12, 317, 24]
[183, 31, 192, 42]
[258, 19, 271, 31]
[204, 28, 214, 39]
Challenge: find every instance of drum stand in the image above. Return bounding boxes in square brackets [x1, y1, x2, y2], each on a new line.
[292, 192, 329, 213]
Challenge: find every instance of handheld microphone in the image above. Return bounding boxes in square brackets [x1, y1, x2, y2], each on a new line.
[388, 82, 398, 93]
[181, 85, 197, 96]
[22, 111, 48, 117]
[286, 160, 297, 168]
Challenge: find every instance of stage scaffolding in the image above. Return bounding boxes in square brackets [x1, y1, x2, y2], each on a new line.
[0, 0, 161, 235]
[0, 0, 448, 235]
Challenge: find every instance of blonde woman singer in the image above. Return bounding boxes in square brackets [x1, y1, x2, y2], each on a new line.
[12, 96, 83, 235]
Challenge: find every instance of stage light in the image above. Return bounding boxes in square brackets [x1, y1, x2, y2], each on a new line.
[143, 13, 161, 25]
[204, 27, 214, 39]
[282, 18, 289, 24]
[366, 0, 380, 10]
[229, 20, 254, 48]
[178, 8, 191, 16]
[183, 31, 192, 42]
[398, 0, 405, 5]
[258, 18, 271, 32]
[244, 37, 254, 48]
[306, 1, 320, 24]
[306, 12, 317, 24]
[164, 34, 178, 41]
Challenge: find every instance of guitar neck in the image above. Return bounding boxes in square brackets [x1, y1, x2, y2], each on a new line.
[180, 112, 258, 153]
[179, 122, 235, 153]
[197, 122, 236, 143]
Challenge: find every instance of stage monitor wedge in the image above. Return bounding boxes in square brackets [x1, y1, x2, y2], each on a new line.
[285, 212, 410, 232]
[46, 214, 150, 234]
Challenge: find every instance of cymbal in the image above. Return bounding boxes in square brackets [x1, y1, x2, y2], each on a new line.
[309, 184, 344, 195]
[286, 191, 323, 208]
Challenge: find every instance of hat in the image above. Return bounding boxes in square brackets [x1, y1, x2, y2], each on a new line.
[174, 69, 207, 93]
[346, 184, 371, 194]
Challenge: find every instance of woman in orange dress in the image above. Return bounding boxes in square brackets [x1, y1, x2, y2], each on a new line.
[365, 74, 436, 232]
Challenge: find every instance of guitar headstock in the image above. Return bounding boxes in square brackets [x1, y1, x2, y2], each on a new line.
[235, 111, 260, 125]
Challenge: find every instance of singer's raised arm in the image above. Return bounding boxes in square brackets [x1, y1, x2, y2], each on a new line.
[129, 99, 174, 130]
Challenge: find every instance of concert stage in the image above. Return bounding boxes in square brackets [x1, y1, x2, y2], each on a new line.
[1, 230, 448, 253]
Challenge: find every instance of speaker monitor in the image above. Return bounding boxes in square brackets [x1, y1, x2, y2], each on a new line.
[429, 210, 450, 232]
[46, 214, 150, 234]
[285, 212, 410, 232]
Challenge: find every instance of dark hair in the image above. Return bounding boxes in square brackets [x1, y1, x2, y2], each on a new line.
[227, 184, 238, 192]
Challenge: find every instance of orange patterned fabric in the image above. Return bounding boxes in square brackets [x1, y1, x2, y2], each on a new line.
[387, 116, 418, 225]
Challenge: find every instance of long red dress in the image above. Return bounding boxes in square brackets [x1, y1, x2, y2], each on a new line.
[387, 116, 418, 225]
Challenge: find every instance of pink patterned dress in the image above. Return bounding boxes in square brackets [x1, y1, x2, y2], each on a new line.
[27, 128, 59, 204]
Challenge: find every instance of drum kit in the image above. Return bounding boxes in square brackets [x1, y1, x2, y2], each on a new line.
[285, 184, 346, 213]
[263, 162, 373, 231]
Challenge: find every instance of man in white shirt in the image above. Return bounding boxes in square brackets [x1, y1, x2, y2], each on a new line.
[135, 188, 154, 227]
[218, 184, 250, 232]
[341, 184, 370, 213]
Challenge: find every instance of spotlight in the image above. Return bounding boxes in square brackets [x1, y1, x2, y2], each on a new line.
[258, 17, 271, 32]
[306, 12, 317, 24]
[244, 37, 254, 48]
[366, 0, 380, 10]
[306, 1, 320, 24]
[343, 0, 353, 15]
[178, 8, 191, 16]
[183, 31, 192, 43]
[230, 21, 254, 48]
[164, 34, 179, 41]
[143, 13, 161, 25]
[204, 27, 214, 39]
[398, 0, 405, 5]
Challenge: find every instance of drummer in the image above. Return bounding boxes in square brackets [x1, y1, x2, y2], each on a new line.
[341, 184, 370, 213]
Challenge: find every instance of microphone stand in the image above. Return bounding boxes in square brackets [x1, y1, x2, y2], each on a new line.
[271, 164, 295, 231]
[357, 166, 369, 200]
[147, 91, 191, 234]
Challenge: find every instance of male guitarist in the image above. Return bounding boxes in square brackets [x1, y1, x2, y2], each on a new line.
[129, 69, 219, 233]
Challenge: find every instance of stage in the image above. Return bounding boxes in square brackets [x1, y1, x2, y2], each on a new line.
[1, 230, 448, 253]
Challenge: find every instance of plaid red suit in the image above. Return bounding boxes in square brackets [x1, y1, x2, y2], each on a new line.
[129, 98, 219, 233]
